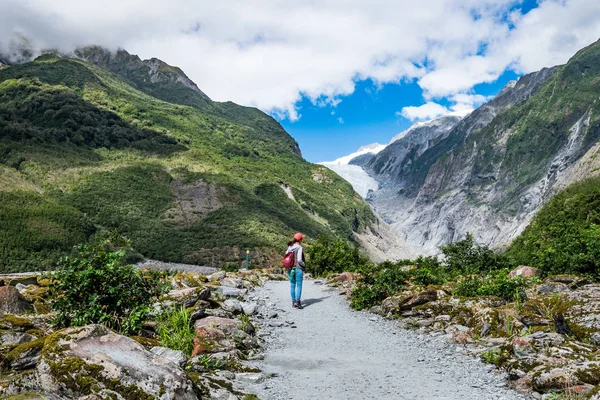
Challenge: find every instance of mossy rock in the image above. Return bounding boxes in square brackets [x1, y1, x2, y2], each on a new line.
[4, 337, 45, 370]
[1, 315, 35, 331]
[130, 335, 160, 350]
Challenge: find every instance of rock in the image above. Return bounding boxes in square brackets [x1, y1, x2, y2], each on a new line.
[400, 290, 439, 310]
[235, 372, 266, 384]
[79, 389, 126, 399]
[512, 337, 535, 359]
[333, 272, 360, 282]
[166, 287, 207, 307]
[1, 332, 37, 346]
[5, 337, 45, 370]
[590, 332, 600, 346]
[214, 286, 244, 297]
[190, 307, 206, 322]
[508, 266, 540, 279]
[240, 302, 258, 316]
[37, 325, 197, 399]
[208, 271, 227, 281]
[1, 275, 39, 287]
[195, 316, 239, 335]
[0, 286, 33, 314]
[204, 308, 234, 318]
[220, 278, 243, 288]
[567, 384, 595, 395]
[15, 283, 28, 292]
[537, 283, 570, 295]
[545, 275, 590, 288]
[150, 346, 187, 367]
[222, 299, 243, 314]
[531, 367, 576, 392]
[480, 323, 491, 337]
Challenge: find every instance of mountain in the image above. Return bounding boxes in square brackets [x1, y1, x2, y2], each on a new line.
[319, 143, 385, 197]
[0, 48, 400, 272]
[366, 39, 600, 255]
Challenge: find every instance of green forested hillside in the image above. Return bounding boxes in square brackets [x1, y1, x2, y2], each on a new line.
[0, 52, 374, 272]
[507, 176, 600, 276]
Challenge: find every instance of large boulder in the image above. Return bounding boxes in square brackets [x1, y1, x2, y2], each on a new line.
[508, 266, 540, 280]
[0, 286, 33, 314]
[194, 317, 239, 335]
[166, 287, 210, 307]
[37, 325, 197, 399]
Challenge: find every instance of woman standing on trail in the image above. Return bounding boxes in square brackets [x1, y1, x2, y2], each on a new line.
[287, 232, 306, 309]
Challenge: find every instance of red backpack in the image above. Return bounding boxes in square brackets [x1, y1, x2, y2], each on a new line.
[282, 249, 296, 270]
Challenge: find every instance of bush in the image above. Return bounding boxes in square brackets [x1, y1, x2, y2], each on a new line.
[50, 239, 169, 333]
[307, 236, 372, 277]
[440, 233, 509, 276]
[349, 261, 410, 310]
[156, 306, 195, 355]
[454, 270, 524, 300]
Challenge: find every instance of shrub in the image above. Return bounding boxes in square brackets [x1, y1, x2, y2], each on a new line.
[454, 270, 524, 300]
[50, 239, 168, 333]
[307, 236, 372, 277]
[440, 233, 510, 276]
[349, 262, 410, 310]
[156, 306, 195, 355]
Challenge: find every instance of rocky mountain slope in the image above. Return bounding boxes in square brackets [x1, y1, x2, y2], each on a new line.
[346, 39, 600, 255]
[0, 47, 400, 272]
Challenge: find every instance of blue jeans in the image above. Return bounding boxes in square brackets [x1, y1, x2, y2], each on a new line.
[289, 267, 303, 302]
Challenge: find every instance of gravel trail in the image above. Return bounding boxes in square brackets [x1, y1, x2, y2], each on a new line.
[249, 280, 527, 400]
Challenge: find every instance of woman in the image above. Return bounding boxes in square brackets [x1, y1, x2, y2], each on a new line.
[287, 232, 306, 309]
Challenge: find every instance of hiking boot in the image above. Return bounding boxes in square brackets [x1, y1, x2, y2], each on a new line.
[292, 301, 298, 308]
[296, 301, 304, 309]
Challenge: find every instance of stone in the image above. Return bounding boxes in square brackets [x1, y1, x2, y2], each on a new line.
[400, 290, 439, 310]
[235, 372, 266, 384]
[590, 332, 600, 346]
[150, 346, 187, 367]
[531, 367, 576, 392]
[5, 337, 44, 370]
[208, 271, 227, 281]
[333, 272, 360, 282]
[190, 307, 206, 322]
[166, 287, 208, 307]
[1, 332, 36, 346]
[221, 278, 243, 288]
[37, 325, 197, 399]
[214, 286, 244, 297]
[241, 302, 258, 316]
[508, 266, 540, 279]
[195, 316, 239, 335]
[222, 299, 243, 314]
[0, 286, 33, 314]
[512, 337, 535, 359]
[1, 275, 39, 287]
[537, 283, 570, 295]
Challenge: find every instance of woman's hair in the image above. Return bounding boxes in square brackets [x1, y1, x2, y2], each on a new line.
[287, 239, 297, 247]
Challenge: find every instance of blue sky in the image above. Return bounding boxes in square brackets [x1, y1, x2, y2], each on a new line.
[281, 69, 521, 163]
[280, 1, 539, 163]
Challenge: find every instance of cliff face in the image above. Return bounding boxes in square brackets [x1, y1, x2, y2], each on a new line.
[367, 39, 600, 255]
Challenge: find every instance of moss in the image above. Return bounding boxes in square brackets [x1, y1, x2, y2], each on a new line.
[5, 393, 47, 399]
[32, 301, 51, 315]
[130, 336, 160, 350]
[4, 337, 45, 366]
[2, 315, 35, 330]
[47, 356, 104, 394]
[103, 378, 155, 400]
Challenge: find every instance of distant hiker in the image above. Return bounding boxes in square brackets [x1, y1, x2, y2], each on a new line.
[285, 232, 306, 309]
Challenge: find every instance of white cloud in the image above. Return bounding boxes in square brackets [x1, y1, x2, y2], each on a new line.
[338, 117, 344, 124]
[1, 0, 600, 120]
[399, 102, 450, 122]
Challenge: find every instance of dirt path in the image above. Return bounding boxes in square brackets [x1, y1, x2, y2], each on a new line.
[248, 280, 526, 400]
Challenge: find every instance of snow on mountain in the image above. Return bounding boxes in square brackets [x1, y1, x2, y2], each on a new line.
[324, 143, 386, 165]
[319, 143, 385, 197]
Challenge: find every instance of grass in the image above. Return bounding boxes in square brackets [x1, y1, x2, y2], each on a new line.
[156, 306, 195, 356]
